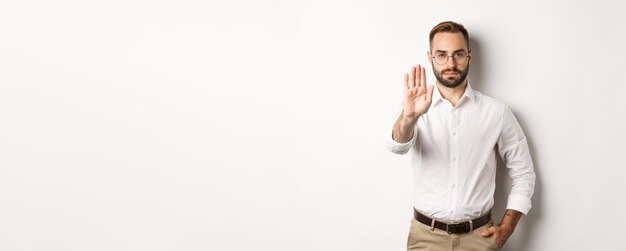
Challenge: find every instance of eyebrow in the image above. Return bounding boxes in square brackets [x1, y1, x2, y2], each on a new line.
[434, 49, 466, 53]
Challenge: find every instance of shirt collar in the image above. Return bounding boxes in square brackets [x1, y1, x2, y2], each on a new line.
[431, 81, 476, 108]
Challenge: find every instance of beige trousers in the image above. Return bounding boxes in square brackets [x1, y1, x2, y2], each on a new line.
[407, 218, 499, 251]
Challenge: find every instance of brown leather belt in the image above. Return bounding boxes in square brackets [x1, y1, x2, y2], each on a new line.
[413, 208, 491, 234]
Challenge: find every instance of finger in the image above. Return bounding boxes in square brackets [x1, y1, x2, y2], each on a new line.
[416, 66, 425, 95]
[409, 66, 416, 88]
[415, 64, 421, 87]
[404, 73, 409, 90]
[420, 66, 427, 91]
[481, 226, 496, 237]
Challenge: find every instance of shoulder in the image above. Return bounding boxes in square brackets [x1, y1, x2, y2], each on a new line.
[473, 90, 509, 115]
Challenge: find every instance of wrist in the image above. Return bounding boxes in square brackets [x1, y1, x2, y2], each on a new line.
[401, 111, 421, 122]
[498, 223, 515, 235]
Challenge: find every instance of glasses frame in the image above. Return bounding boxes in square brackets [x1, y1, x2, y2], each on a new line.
[431, 50, 471, 65]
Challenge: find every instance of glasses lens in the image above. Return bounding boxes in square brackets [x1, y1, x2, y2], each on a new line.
[453, 52, 467, 64]
[433, 52, 467, 65]
[435, 54, 448, 64]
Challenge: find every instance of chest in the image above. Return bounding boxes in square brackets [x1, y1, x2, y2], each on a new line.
[416, 102, 502, 147]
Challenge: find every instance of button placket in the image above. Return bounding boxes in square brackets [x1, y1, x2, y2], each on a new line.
[448, 107, 460, 218]
[449, 107, 462, 219]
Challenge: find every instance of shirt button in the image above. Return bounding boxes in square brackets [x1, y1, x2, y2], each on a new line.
[452, 132, 457, 136]
[452, 157, 457, 161]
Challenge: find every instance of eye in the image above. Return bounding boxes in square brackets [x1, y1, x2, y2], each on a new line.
[435, 54, 447, 59]
[454, 52, 466, 58]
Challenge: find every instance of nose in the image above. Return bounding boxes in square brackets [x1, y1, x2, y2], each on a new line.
[445, 55, 456, 68]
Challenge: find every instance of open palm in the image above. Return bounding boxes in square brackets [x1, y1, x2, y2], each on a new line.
[403, 64, 434, 119]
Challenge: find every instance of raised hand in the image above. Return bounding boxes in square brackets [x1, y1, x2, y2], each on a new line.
[402, 64, 434, 120]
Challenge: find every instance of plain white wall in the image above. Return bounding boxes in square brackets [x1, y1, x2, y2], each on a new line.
[0, 0, 624, 250]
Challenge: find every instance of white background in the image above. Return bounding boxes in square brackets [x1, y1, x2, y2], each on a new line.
[0, 0, 624, 250]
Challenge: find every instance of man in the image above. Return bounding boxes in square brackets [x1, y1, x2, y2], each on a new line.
[386, 21, 535, 251]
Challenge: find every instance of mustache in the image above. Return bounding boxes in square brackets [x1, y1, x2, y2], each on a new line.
[441, 69, 461, 74]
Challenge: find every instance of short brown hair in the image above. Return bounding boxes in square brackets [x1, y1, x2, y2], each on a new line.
[429, 21, 470, 49]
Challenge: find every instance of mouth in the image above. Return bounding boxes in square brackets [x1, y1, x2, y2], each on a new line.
[443, 71, 459, 76]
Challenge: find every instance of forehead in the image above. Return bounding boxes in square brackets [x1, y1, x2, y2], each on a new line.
[431, 32, 468, 51]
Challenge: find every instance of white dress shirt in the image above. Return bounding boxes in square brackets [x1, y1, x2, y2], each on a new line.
[386, 83, 535, 221]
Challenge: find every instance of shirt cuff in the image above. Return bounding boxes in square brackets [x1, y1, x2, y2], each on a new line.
[506, 194, 532, 215]
[385, 126, 416, 155]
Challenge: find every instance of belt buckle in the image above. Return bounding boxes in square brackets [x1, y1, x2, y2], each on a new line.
[446, 222, 468, 234]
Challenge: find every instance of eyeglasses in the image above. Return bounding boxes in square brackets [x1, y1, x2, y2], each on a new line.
[431, 51, 469, 65]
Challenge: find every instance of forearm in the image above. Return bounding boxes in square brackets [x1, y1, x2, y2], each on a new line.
[392, 111, 418, 143]
[499, 209, 523, 235]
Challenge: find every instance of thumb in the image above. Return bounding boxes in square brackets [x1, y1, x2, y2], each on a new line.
[426, 85, 434, 101]
[481, 226, 497, 237]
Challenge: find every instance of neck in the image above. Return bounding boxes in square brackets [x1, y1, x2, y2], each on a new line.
[436, 80, 467, 107]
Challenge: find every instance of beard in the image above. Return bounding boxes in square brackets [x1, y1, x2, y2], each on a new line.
[433, 64, 469, 88]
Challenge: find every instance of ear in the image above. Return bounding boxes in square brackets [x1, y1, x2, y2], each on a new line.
[467, 48, 472, 63]
[427, 51, 432, 65]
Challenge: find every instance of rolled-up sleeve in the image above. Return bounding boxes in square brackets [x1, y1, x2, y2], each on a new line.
[497, 105, 536, 215]
[385, 124, 417, 155]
